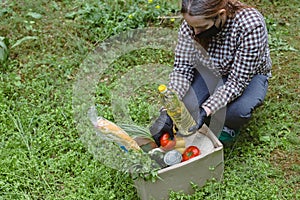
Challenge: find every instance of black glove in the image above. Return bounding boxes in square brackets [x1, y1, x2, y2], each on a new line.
[188, 107, 208, 133]
[149, 109, 175, 146]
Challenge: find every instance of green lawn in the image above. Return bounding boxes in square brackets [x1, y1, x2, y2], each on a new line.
[0, 0, 299, 199]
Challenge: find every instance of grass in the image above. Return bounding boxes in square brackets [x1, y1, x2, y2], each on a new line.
[0, 0, 299, 199]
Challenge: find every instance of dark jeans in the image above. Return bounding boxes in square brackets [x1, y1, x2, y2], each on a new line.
[182, 70, 268, 135]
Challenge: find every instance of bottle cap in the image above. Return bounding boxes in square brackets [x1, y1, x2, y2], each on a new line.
[158, 84, 167, 93]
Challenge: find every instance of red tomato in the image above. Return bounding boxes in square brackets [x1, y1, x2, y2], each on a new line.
[182, 146, 201, 162]
[160, 133, 176, 151]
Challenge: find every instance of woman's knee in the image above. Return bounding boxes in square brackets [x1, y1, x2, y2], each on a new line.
[225, 101, 252, 128]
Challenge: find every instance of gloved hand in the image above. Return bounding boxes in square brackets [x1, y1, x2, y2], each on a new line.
[149, 109, 175, 146]
[188, 107, 208, 133]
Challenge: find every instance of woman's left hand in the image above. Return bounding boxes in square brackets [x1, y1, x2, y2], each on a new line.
[188, 107, 208, 133]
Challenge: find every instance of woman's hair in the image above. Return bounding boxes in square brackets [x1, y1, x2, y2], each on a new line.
[181, 0, 251, 18]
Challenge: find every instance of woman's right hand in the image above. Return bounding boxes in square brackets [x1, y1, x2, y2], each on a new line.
[149, 109, 175, 146]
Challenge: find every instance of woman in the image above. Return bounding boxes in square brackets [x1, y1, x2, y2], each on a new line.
[151, 0, 271, 144]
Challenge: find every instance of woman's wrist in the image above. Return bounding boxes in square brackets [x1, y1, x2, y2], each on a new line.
[202, 106, 212, 116]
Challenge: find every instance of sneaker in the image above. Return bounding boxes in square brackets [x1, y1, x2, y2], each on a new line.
[218, 126, 240, 143]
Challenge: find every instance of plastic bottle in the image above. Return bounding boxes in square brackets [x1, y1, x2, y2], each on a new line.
[158, 84, 197, 136]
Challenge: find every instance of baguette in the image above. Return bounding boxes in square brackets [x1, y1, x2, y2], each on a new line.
[96, 117, 141, 151]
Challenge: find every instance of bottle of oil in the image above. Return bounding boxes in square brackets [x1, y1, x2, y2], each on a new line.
[158, 84, 197, 136]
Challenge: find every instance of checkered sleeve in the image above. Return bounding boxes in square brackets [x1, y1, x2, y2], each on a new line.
[168, 21, 197, 100]
[203, 19, 269, 113]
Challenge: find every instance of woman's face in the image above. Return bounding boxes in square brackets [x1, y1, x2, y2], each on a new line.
[183, 9, 226, 35]
[183, 14, 215, 35]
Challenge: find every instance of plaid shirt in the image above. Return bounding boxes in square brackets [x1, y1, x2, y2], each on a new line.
[168, 8, 272, 114]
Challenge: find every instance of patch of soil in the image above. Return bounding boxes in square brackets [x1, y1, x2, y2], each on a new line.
[270, 149, 300, 195]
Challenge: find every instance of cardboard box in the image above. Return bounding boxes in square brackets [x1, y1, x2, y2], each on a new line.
[133, 125, 224, 200]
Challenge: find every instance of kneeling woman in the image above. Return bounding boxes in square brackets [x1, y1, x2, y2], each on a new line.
[153, 0, 271, 144]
